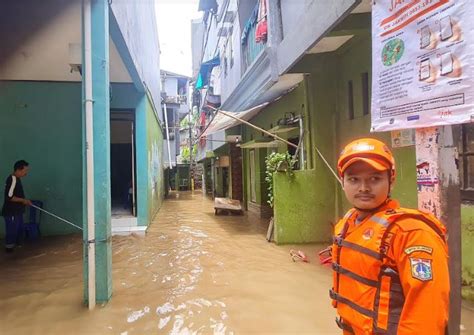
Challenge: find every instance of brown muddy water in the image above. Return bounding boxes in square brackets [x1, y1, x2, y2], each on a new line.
[1, 191, 473, 334]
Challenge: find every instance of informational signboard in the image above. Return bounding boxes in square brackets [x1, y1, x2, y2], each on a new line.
[371, 0, 474, 132]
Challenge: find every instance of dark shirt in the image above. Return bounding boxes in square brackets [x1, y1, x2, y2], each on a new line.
[1, 175, 25, 217]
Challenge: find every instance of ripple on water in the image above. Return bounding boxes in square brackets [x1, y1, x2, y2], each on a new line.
[127, 306, 150, 323]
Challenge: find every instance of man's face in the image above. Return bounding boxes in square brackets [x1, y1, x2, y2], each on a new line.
[17, 167, 29, 178]
[342, 161, 391, 210]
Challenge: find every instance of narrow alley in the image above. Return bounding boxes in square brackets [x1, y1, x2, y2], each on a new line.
[1, 191, 339, 334]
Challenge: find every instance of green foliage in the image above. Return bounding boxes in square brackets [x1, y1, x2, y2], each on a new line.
[265, 151, 296, 207]
[180, 145, 197, 163]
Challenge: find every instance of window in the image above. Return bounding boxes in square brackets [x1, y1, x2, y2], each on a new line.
[457, 124, 474, 201]
[347, 80, 354, 120]
[361, 72, 370, 116]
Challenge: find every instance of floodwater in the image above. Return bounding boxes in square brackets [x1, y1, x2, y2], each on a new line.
[0, 191, 473, 334]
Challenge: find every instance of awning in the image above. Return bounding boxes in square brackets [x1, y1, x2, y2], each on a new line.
[239, 139, 280, 149]
[200, 102, 269, 138]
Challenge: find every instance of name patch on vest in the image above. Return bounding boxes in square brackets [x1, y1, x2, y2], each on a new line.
[410, 258, 433, 281]
[404, 245, 433, 255]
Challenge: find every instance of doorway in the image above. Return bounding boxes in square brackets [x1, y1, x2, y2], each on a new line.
[110, 110, 136, 217]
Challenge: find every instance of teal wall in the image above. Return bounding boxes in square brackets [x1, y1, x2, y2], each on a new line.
[0, 82, 163, 238]
[0, 81, 82, 237]
[461, 204, 474, 300]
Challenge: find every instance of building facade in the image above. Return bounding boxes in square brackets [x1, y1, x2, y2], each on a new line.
[0, 0, 164, 304]
[192, 0, 473, 301]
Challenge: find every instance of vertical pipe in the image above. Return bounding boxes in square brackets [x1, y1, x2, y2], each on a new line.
[162, 103, 173, 169]
[189, 109, 193, 189]
[83, 0, 96, 310]
[299, 117, 305, 170]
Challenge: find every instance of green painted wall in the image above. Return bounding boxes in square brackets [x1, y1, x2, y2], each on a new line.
[0, 81, 82, 237]
[146, 96, 164, 222]
[273, 170, 333, 244]
[461, 204, 474, 300]
[242, 85, 306, 206]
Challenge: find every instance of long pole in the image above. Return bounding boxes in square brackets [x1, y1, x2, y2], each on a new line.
[162, 103, 173, 169]
[298, 117, 305, 170]
[31, 205, 83, 231]
[205, 106, 341, 187]
[83, 0, 96, 310]
[213, 109, 298, 149]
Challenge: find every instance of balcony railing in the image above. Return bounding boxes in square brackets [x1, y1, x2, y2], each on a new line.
[163, 95, 187, 105]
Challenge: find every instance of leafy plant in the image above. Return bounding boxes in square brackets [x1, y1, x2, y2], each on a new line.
[265, 151, 296, 207]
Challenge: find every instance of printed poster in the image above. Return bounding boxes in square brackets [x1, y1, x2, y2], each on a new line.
[391, 128, 416, 147]
[371, 0, 474, 132]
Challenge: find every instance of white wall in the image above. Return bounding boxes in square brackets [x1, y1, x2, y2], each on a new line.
[280, 0, 310, 39]
[111, 1, 161, 114]
[164, 77, 178, 96]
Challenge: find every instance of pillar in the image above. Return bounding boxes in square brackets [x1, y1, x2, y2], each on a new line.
[415, 126, 461, 334]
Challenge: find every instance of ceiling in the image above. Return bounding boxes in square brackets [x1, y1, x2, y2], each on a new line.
[0, 1, 131, 82]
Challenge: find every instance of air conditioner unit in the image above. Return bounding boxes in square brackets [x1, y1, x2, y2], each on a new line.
[226, 135, 242, 143]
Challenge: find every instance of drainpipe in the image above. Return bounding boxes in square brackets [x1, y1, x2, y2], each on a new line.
[83, 0, 96, 310]
[162, 103, 173, 169]
[299, 117, 305, 170]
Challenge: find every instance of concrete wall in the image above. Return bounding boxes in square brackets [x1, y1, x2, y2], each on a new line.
[110, 1, 161, 119]
[280, 0, 310, 38]
[0, 82, 165, 238]
[191, 18, 205, 78]
[0, 81, 82, 236]
[163, 78, 178, 97]
[146, 97, 165, 221]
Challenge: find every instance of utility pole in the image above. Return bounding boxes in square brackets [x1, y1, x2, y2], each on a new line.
[189, 109, 194, 191]
[415, 126, 461, 335]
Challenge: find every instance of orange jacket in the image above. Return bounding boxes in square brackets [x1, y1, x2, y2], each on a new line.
[331, 200, 449, 335]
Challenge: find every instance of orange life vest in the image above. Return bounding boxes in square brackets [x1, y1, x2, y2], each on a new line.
[330, 201, 447, 334]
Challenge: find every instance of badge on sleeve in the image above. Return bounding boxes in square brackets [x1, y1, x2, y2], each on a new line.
[410, 258, 433, 281]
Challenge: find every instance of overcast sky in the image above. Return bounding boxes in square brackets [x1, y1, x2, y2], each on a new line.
[155, 0, 202, 77]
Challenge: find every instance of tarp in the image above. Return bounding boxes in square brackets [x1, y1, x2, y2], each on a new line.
[200, 102, 269, 138]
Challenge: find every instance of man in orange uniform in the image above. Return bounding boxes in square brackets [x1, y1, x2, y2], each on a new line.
[330, 138, 449, 335]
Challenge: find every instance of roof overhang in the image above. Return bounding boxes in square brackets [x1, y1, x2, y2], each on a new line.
[200, 102, 269, 138]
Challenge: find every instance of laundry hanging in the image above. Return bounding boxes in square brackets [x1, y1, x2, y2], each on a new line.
[241, 3, 259, 45]
[196, 55, 221, 89]
[255, 0, 268, 43]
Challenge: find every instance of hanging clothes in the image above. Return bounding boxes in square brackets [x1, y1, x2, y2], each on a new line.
[195, 55, 221, 89]
[255, 0, 268, 43]
[241, 3, 259, 45]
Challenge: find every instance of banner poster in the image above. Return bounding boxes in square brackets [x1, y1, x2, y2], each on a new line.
[371, 0, 474, 132]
